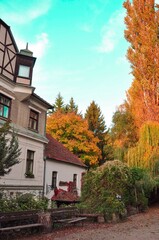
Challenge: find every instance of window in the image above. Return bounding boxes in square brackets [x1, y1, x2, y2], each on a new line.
[29, 109, 39, 131]
[51, 171, 57, 189]
[25, 150, 34, 178]
[0, 94, 11, 119]
[18, 65, 30, 78]
[73, 174, 77, 187]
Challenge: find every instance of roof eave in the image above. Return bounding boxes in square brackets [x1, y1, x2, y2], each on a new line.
[46, 157, 87, 168]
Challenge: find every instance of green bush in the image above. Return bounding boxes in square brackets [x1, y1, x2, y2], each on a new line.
[80, 160, 156, 219]
[0, 193, 49, 212]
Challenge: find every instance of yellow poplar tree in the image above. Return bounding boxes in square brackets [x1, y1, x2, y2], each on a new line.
[124, 0, 159, 127]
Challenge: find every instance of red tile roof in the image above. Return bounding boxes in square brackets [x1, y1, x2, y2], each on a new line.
[45, 134, 86, 168]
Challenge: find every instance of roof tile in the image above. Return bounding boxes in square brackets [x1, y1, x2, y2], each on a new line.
[45, 134, 86, 168]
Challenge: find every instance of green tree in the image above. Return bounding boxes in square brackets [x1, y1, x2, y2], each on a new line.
[80, 160, 154, 217]
[0, 122, 21, 176]
[111, 103, 138, 148]
[110, 103, 138, 161]
[65, 97, 78, 114]
[53, 93, 65, 113]
[85, 101, 106, 136]
[126, 121, 159, 175]
[85, 101, 112, 163]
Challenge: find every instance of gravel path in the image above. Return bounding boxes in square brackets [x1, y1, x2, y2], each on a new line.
[19, 204, 159, 240]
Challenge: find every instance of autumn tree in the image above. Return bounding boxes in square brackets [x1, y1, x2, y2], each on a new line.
[111, 103, 138, 161]
[123, 0, 159, 127]
[47, 111, 101, 166]
[0, 122, 21, 176]
[111, 103, 138, 148]
[126, 121, 159, 175]
[85, 101, 112, 163]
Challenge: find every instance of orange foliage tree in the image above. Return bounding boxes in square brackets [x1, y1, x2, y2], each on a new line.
[124, 0, 159, 127]
[46, 111, 101, 166]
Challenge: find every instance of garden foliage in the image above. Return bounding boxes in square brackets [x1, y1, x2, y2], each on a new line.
[80, 160, 156, 220]
[0, 193, 49, 212]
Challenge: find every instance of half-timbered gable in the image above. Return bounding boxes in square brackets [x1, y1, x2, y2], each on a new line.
[0, 19, 18, 81]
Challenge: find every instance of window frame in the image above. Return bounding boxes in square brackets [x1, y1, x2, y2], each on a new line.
[25, 150, 34, 178]
[73, 174, 77, 188]
[29, 109, 39, 131]
[0, 94, 11, 119]
[51, 171, 57, 189]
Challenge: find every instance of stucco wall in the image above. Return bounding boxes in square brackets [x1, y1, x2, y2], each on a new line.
[0, 134, 45, 191]
[44, 159, 86, 199]
[11, 98, 46, 136]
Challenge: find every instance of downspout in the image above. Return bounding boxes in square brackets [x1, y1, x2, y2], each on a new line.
[43, 156, 46, 197]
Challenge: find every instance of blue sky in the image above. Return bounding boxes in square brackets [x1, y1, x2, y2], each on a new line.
[0, 0, 134, 127]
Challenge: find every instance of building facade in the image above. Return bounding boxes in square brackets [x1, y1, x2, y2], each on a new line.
[45, 134, 86, 199]
[0, 19, 52, 197]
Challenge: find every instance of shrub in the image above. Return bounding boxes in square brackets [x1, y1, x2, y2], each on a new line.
[80, 160, 156, 219]
[0, 193, 49, 212]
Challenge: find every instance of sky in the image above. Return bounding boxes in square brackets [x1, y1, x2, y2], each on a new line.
[0, 0, 135, 127]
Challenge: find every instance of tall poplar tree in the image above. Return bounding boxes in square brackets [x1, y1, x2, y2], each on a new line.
[124, 0, 159, 127]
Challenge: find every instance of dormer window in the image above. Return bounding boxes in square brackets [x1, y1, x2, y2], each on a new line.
[29, 109, 39, 131]
[0, 94, 11, 119]
[18, 65, 30, 78]
[15, 44, 36, 85]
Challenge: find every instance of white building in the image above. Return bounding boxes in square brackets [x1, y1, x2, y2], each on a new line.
[44, 134, 87, 199]
[0, 19, 52, 196]
[0, 19, 87, 199]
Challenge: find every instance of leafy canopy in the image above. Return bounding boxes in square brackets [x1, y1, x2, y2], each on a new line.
[126, 121, 159, 175]
[47, 111, 101, 166]
[80, 160, 155, 216]
[111, 103, 138, 148]
[124, 0, 159, 127]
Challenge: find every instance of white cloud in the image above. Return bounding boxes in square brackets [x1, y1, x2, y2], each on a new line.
[16, 33, 49, 58]
[0, 0, 52, 24]
[30, 33, 49, 58]
[96, 29, 116, 53]
[95, 10, 125, 53]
